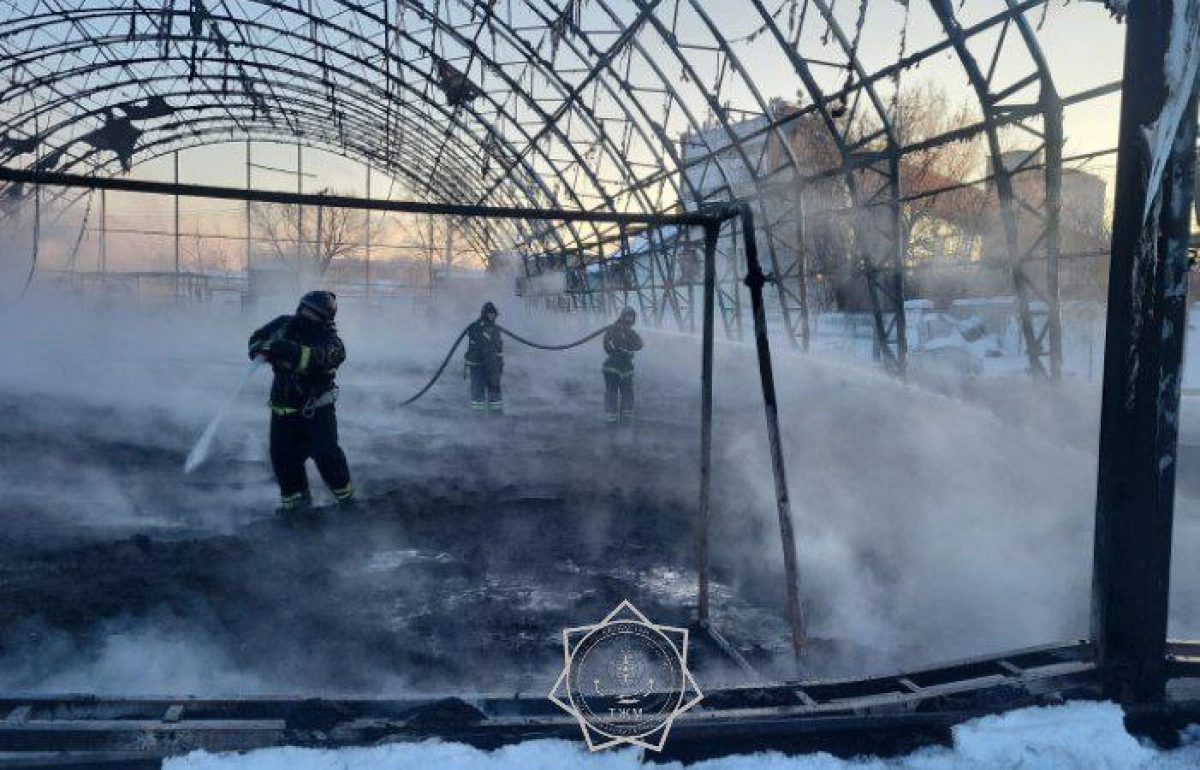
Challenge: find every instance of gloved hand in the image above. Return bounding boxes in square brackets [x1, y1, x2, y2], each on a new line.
[248, 340, 271, 361]
[270, 339, 301, 371]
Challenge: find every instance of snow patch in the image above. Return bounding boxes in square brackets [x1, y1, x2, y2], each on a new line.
[167, 701, 1200, 769]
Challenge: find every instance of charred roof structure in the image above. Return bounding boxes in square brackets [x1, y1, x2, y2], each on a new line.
[0, 0, 1123, 378]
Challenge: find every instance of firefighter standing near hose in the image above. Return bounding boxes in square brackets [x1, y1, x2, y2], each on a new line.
[603, 307, 643, 425]
[247, 291, 355, 513]
[465, 301, 504, 414]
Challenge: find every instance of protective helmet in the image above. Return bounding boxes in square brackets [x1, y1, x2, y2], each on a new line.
[298, 290, 337, 322]
[481, 301, 499, 318]
[619, 307, 637, 324]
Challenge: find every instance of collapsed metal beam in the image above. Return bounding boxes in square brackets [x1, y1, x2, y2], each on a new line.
[7, 640, 1200, 766]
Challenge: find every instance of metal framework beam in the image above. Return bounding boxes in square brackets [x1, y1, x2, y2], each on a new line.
[1091, 0, 1199, 704]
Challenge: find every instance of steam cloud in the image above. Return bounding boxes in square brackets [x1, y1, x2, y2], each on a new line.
[0, 275, 1197, 694]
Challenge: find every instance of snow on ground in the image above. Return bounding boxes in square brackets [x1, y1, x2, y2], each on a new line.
[168, 702, 1200, 770]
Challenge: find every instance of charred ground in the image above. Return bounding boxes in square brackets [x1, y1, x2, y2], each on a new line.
[0, 359, 808, 696]
[3, 302, 1197, 700]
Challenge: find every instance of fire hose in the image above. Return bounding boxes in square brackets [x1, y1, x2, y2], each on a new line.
[396, 324, 610, 407]
[186, 324, 612, 473]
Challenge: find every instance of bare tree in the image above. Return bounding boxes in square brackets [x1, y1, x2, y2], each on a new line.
[887, 83, 985, 266]
[184, 236, 238, 277]
[251, 191, 381, 275]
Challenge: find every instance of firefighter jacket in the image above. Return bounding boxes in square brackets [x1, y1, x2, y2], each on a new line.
[603, 324, 643, 377]
[465, 319, 504, 371]
[248, 315, 346, 414]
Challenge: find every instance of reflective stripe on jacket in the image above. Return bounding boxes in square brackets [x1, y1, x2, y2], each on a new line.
[248, 314, 346, 411]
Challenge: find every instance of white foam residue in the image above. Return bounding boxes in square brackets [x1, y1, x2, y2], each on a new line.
[166, 701, 1200, 770]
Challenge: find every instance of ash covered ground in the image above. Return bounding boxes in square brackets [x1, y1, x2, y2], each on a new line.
[1, 292, 1198, 698]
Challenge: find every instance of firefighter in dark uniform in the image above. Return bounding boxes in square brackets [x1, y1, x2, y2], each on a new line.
[465, 301, 504, 414]
[247, 291, 354, 512]
[603, 307, 643, 425]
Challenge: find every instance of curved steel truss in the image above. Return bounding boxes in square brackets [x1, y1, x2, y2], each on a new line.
[0, 0, 1111, 377]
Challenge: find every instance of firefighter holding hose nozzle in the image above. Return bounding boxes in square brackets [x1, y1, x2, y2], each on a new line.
[603, 306, 643, 426]
[248, 290, 355, 513]
[465, 301, 505, 414]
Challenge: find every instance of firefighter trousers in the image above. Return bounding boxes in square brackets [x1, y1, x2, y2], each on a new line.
[469, 364, 504, 412]
[604, 371, 635, 423]
[269, 404, 353, 501]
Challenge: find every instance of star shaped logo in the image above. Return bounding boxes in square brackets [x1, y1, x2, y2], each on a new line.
[549, 600, 703, 751]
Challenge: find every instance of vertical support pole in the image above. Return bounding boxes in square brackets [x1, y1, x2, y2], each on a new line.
[28, 114, 40, 295]
[296, 143, 303, 266]
[365, 164, 372, 299]
[427, 214, 435, 295]
[741, 204, 805, 664]
[731, 216, 744, 340]
[316, 201, 324, 272]
[174, 149, 181, 301]
[1092, 0, 1199, 704]
[245, 140, 252, 269]
[697, 221, 719, 624]
[619, 223, 633, 314]
[888, 153, 908, 375]
[646, 230, 660, 325]
[383, 0, 392, 160]
[99, 187, 107, 273]
[1044, 92, 1065, 382]
[31, 155, 40, 292]
[795, 185, 811, 353]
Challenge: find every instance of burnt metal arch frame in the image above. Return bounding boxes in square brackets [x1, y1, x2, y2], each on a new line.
[322, 0, 627, 247]
[0, 1, 724, 309]
[500, 0, 1059, 374]
[384, 0, 652, 248]
[0, 5, 601, 254]
[0, 42, 520, 232]
[2, 3, 767, 340]
[455, 0, 702, 324]
[559, 0, 787, 337]
[522, 0, 750, 330]
[4, 0, 623, 249]
[0, 46, 576, 257]
[584, 0, 899, 358]
[927, 0, 1065, 380]
[747, 0, 908, 371]
[6, 2, 787, 321]
[449, 0, 742, 330]
[0, 0, 1066, 380]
